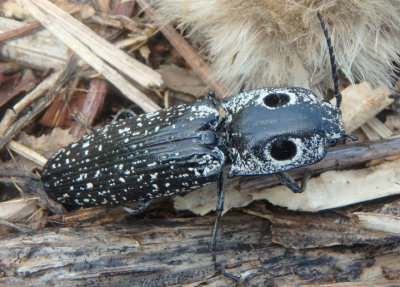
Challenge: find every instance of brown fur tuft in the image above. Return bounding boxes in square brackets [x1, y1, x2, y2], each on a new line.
[151, 0, 400, 97]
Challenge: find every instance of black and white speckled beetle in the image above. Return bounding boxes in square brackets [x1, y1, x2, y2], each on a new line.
[41, 12, 350, 265]
[42, 86, 344, 208]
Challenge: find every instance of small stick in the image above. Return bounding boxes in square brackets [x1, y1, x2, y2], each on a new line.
[7, 140, 47, 168]
[0, 6, 83, 43]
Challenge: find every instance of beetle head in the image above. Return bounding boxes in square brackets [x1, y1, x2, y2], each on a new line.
[220, 87, 344, 177]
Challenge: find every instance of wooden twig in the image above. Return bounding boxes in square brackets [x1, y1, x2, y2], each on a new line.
[0, 20, 41, 42]
[137, 0, 230, 98]
[0, 6, 83, 43]
[6, 140, 47, 168]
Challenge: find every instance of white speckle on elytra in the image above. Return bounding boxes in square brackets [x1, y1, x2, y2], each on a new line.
[82, 142, 90, 148]
[119, 177, 125, 183]
[86, 182, 93, 189]
[98, 144, 102, 151]
[118, 127, 131, 134]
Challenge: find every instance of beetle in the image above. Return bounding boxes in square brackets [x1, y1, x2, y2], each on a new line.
[41, 12, 352, 266]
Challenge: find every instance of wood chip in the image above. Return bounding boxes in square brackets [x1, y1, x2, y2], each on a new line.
[339, 82, 393, 132]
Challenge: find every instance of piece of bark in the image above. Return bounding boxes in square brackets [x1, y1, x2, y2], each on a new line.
[38, 78, 83, 129]
[0, 198, 39, 222]
[0, 17, 68, 70]
[244, 208, 400, 249]
[339, 82, 393, 133]
[256, 158, 400, 211]
[0, 69, 65, 149]
[365, 117, 393, 139]
[0, 70, 39, 107]
[0, 214, 399, 286]
[69, 79, 107, 138]
[353, 199, 400, 234]
[158, 64, 208, 97]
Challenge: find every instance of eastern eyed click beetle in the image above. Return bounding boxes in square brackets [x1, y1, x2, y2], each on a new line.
[41, 12, 349, 264]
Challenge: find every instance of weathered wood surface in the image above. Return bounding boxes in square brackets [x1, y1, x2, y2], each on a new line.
[0, 212, 399, 286]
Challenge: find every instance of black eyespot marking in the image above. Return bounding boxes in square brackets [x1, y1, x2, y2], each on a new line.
[270, 139, 297, 161]
[263, 93, 290, 108]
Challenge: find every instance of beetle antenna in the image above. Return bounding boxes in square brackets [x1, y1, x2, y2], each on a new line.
[317, 12, 341, 108]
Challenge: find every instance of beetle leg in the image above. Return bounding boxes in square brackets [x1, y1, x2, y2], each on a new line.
[112, 109, 137, 123]
[275, 167, 345, 193]
[208, 90, 217, 104]
[211, 170, 225, 263]
[121, 200, 152, 214]
[275, 171, 313, 193]
[72, 115, 98, 132]
[211, 172, 241, 281]
[71, 109, 137, 132]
